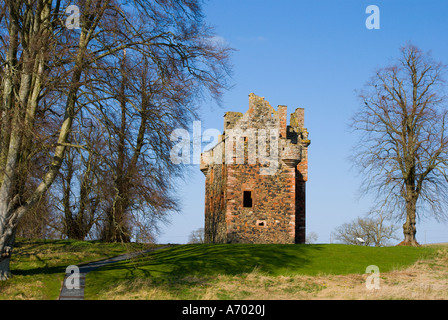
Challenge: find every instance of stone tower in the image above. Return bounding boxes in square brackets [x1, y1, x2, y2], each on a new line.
[200, 93, 310, 244]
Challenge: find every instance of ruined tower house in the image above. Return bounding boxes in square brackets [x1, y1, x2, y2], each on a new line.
[200, 93, 310, 244]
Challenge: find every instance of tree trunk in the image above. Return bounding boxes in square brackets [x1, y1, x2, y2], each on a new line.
[0, 17, 92, 279]
[100, 50, 131, 243]
[401, 197, 419, 246]
[0, 225, 16, 280]
[101, 201, 131, 243]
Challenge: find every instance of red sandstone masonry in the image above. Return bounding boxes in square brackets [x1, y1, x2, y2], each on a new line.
[200, 93, 310, 244]
[278, 105, 287, 139]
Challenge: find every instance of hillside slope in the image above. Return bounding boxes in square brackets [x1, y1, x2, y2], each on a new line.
[84, 243, 447, 299]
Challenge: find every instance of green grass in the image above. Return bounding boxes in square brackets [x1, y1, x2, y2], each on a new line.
[0, 239, 442, 300]
[0, 238, 148, 300]
[84, 243, 439, 299]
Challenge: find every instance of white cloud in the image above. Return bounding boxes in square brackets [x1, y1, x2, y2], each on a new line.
[208, 35, 230, 48]
[236, 36, 268, 44]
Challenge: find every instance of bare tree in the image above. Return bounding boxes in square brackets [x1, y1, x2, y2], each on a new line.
[351, 44, 448, 246]
[52, 128, 106, 240]
[188, 228, 205, 244]
[334, 216, 399, 247]
[0, 0, 68, 280]
[305, 232, 318, 244]
[0, 0, 232, 279]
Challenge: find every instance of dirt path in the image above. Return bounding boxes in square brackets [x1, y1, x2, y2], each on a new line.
[58, 245, 172, 300]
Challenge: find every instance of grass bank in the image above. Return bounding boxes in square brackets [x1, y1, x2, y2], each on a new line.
[84, 243, 443, 299]
[1, 240, 445, 300]
[0, 238, 148, 300]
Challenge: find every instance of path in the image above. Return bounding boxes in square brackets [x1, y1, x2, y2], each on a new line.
[58, 245, 172, 300]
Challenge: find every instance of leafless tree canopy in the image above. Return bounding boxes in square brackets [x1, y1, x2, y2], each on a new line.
[0, 0, 232, 279]
[351, 44, 448, 245]
[334, 216, 399, 247]
[188, 227, 204, 244]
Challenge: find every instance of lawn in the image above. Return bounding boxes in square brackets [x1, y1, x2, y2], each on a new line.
[0, 239, 443, 300]
[84, 243, 440, 299]
[0, 238, 148, 300]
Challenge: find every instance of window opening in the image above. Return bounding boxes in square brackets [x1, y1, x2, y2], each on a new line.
[243, 191, 252, 208]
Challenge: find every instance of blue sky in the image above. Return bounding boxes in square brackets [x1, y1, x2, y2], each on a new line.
[157, 0, 448, 244]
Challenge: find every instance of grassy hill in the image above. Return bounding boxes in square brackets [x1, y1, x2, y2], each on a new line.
[84, 243, 443, 299]
[0, 238, 148, 300]
[0, 239, 445, 299]
[87, 243, 436, 277]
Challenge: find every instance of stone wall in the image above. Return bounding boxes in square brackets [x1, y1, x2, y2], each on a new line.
[225, 163, 296, 243]
[201, 93, 310, 244]
[203, 163, 227, 243]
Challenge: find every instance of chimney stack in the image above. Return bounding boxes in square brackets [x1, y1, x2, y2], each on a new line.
[278, 105, 287, 138]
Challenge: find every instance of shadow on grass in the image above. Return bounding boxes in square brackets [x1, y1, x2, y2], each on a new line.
[82, 244, 327, 298]
[82, 244, 442, 299]
[11, 265, 67, 277]
[94, 244, 325, 279]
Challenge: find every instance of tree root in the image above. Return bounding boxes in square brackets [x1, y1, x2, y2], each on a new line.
[0, 270, 11, 281]
[396, 240, 421, 247]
